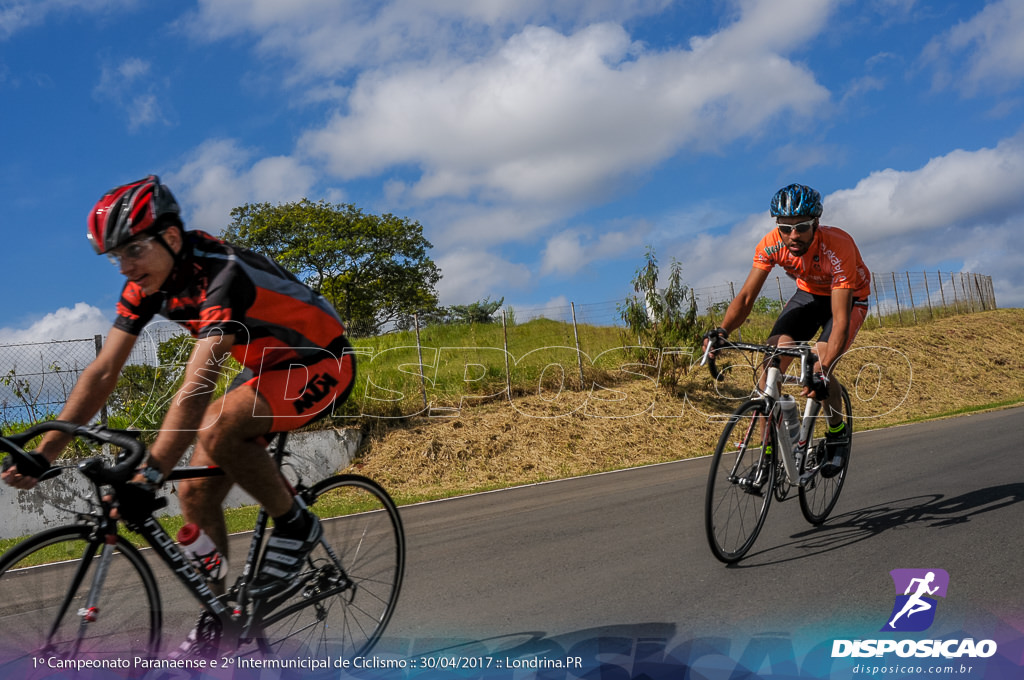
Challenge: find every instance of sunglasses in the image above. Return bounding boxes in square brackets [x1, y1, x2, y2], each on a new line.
[107, 236, 157, 266]
[776, 219, 816, 235]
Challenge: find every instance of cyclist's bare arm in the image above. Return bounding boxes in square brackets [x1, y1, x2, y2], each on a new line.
[1, 326, 137, 489]
[719, 267, 770, 335]
[818, 287, 853, 372]
[144, 330, 237, 478]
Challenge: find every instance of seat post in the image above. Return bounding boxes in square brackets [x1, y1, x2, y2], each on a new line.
[271, 432, 288, 465]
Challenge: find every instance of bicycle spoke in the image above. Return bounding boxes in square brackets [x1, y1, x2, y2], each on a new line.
[705, 401, 775, 563]
[239, 475, 404, 661]
[799, 386, 852, 524]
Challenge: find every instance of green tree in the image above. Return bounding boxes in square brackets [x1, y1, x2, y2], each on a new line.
[618, 247, 702, 383]
[224, 200, 442, 336]
[448, 297, 504, 324]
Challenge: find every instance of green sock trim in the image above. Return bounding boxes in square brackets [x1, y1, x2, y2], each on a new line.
[828, 422, 846, 434]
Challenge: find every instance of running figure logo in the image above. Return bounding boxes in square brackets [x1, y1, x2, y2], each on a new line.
[882, 569, 950, 632]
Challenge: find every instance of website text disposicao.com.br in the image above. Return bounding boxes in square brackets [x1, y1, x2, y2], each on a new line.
[836, 637, 997, 676]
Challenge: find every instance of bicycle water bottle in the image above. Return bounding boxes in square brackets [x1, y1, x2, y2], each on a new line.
[177, 523, 228, 582]
[779, 395, 801, 446]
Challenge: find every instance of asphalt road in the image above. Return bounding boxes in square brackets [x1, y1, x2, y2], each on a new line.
[376, 406, 1024, 660]
[18, 406, 1020, 671]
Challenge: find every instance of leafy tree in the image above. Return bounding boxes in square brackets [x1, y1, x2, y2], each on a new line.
[448, 297, 504, 324]
[618, 246, 702, 383]
[224, 200, 442, 336]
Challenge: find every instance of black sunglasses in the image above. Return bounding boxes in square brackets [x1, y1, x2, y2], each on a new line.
[777, 218, 816, 235]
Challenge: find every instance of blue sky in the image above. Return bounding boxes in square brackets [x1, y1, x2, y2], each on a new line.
[2, 0, 1023, 343]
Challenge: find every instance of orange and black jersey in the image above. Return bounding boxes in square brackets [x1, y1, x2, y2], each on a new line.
[114, 231, 347, 371]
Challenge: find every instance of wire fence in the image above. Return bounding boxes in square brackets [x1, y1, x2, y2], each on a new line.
[0, 270, 995, 426]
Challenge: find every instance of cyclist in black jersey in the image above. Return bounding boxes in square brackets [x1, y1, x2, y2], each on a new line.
[2, 176, 355, 608]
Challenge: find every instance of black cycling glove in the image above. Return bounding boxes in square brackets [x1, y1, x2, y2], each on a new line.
[2, 451, 51, 479]
[809, 372, 830, 400]
[703, 327, 729, 348]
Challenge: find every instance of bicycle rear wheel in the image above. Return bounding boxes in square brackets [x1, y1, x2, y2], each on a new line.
[248, 474, 404, 660]
[705, 399, 777, 563]
[799, 385, 853, 524]
[0, 524, 161, 672]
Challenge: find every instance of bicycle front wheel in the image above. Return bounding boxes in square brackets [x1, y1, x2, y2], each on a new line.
[705, 399, 777, 564]
[0, 524, 161, 671]
[250, 474, 405, 661]
[799, 385, 853, 524]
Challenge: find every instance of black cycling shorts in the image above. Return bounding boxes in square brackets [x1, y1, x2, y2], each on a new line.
[769, 289, 868, 345]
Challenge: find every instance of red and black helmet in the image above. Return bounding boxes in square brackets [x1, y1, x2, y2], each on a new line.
[87, 175, 182, 254]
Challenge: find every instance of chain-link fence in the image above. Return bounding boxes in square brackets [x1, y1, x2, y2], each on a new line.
[0, 322, 186, 427]
[0, 271, 996, 425]
[499, 270, 996, 331]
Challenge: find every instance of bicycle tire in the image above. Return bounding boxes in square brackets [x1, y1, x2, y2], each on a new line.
[0, 524, 161, 671]
[799, 385, 853, 524]
[244, 474, 405, 660]
[705, 399, 777, 564]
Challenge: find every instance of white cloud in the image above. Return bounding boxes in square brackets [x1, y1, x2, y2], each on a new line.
[170, 0, 842, 287]
[167, 139, 318, 231]
[92, 56, 170, 131]
[540, 228, 642, 276]
[181, 0, 673, 78]
[673, 131, 1024, 307]
[435, 249, 533, 305]
[0, 303, 110, 344]
[923, 0, 1024, 96]
[298, 10, 833, 221]
[0, 0, 136, 39]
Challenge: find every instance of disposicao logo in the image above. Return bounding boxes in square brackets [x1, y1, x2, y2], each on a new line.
[882, 568, 949, 632]
[831, 568, 998, 659]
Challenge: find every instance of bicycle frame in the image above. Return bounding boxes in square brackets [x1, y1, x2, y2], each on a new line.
[702, 339, 821, 489]
[112, 433, 352, 649]
[1, 420, 405, 662]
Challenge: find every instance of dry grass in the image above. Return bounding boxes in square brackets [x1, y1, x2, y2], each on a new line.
[349, 309, 1024, 504]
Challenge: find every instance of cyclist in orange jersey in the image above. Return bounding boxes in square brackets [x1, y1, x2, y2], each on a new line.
[703, 184, 870, 477]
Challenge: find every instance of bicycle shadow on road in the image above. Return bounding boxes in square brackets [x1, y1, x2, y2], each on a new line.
[739, 482, 1024, 566]
[373, 622, 782, 679]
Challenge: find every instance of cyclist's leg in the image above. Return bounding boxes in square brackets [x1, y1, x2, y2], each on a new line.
[761, 290, 828, 387]
[176, 448, 234, 566]
[234, 344, 357, 593]
[815, 298, 868, 425]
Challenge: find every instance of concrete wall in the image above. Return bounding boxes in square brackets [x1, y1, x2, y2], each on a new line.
[0, 428, 361, 541]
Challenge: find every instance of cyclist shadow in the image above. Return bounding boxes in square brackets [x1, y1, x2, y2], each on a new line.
[374, 623, 716, 677]
[742, 482, 1024, 566]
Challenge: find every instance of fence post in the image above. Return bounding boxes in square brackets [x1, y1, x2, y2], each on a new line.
[905, 272, 918, 324]
[922, 271, 934, 320]
[570, 302, 585, 389]
[871, 273, 883, 327]
[776, 277, 784, 308]
[413, 314, 428, 412]
[959, 273, 973, 313]
[971, 274, 986, 311]
[94, 334, 108, 428]
[937, 271, 947, 313]
[950, 273, 960, 312]
[502, 311, 512, 400]
[891, 272, 904, 325]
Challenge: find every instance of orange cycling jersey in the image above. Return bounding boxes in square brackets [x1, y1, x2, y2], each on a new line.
[752, 225, 871, 298]
[115, 230, 346, 370]
[114, 231, 353, 431]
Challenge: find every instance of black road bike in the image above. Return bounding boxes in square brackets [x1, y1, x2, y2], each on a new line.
[0, 421, 404, 668]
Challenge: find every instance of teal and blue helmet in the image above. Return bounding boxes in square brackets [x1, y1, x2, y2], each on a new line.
[770, 184, 823, 218]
